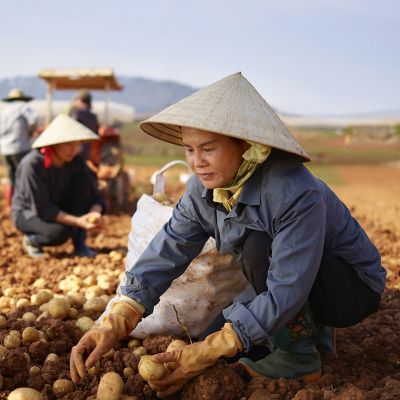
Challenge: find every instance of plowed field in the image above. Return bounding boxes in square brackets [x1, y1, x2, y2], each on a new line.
[0, 164, 399, 400]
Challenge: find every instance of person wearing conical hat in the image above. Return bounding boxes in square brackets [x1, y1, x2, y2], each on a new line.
[70, 73, 385, 392]
[11, 114, 105, 259]
[0, 88, 37, 213]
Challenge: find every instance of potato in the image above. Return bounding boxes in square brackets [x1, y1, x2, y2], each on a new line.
[32, 278, 46, 288]
[96, 372, 124, 400]
[4, 333, 21, 349]
[0, 315, 6, 328]
[3, 287, 17, 296]
[127, 338, 141, 350]
[0, 345, 8, 356]
[8, 387, 41, 400]
[138, 355, 167, 381]
[16, 298, 30, 309]
[102, 348, 115, 359]
[83, 298, 106, 312]
[31, 289, 53, 305]
[48, 297, 70, 319]
[165, 339, 188, 370]
[22, 312, 37, 323]
[132, 346, 147, 357]
[76, 316, 94, 333]
[53, 379, 75, 396]
[0, 296, 11, 308]
[152, 192, 168, 202]
[166, 339, 188, 352]
[88, 215, 100, 224]
[29, 366, 41, 377]
[22, 327, 41, 343]
[123, 367, 134, 377]
[45, 353, 60, 364]
[83, 276, 97, 286]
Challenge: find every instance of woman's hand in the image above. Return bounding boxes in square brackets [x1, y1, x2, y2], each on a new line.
[149, 324, 242, 397]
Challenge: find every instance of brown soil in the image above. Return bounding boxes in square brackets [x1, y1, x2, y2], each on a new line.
[0, 164, 399, 399]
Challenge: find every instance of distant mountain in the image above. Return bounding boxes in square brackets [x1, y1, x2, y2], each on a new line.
[0, 75, 197, 116]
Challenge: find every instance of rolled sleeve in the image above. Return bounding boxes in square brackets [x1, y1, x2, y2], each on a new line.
[224, 188, 327, 351]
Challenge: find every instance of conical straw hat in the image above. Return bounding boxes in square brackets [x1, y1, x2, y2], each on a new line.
[140, 72, 310, 161]
[32, 114, 99, 149]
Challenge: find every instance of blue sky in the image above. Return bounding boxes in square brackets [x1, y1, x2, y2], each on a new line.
[1, 0, 399, 115]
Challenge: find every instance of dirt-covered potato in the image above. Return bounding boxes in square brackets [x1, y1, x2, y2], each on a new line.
[165, 339, 188, 370]
[8, 387, 41, 400]
[31, 289, 53, 305]
[16, 298, 30, 309]
[0, 315, 6, 328]
[22, 312, 37, 323]
[53, 379, 75, 396]
[138, 355, 167, 381]
[4, 333, 21, 349]
[22, 327, 41, 342]
[29, 366, 41, 377]
[96, 371, 124, 400]
[127, 338, 141, 350]
[47, 297, 70, 319]
[76, 316, 95, 333]
[83, 297, 106, 312]
[132, 346, 147, 357]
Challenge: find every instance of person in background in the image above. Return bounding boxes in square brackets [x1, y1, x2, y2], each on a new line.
[0, 88, 37, 213]
[70, 90, 100, 163]
[12, 114, 104, 259]
[70, 73, 385, 397]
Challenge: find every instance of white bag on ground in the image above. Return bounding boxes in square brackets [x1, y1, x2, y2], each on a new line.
[102, 161, 250, 339]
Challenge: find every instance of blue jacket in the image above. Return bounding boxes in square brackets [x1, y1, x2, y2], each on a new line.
[122, 150, 386, 350]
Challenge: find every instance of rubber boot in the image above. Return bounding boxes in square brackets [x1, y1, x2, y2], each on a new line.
[72, 228, 97, 258]
[5, 184, 13, 215]
[240, 303, 321, 382]
[315, 325, 337, 356]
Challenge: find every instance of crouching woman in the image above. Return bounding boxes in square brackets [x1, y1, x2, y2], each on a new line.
[12, 114, 104, 258]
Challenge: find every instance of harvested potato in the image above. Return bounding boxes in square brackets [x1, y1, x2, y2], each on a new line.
[48, 297, 70, 319]
[0, 315, 6, 328]
[132, 346, 147, 357]
[53, 379, 75, 396]
[83, 275, 97, 286]
[22, 312, 37, 323]
[83, 297, 106, 312]
[3, 287, 17, 297]
[8, 387, 41, 400]
[0, 296, 11, 308]
[29, 366, 41, 377]
[76, 316, 95, 333]
[22, 327, 41, 343]
[16, 298, 30, 309]
[45, 353, 60, 364]
[165, 339, 188, 370]
[31, 289, 53, 305]
[102, 348, 115, 359]
[127, 338, 141, 350]
[88, 215, 100, 224]
[152, 192, 168, 202]
[123, 367, 134, 377]
[4, 333, 21, 349]
[96, 371, 124, 400]
[166, 339, 188, 352]
[138, 355, 167, 381]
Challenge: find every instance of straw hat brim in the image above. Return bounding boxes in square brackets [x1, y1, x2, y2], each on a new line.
[32, 114, 99, 148]
[2, 95, 33, 102]
[140, 72, 310, 162]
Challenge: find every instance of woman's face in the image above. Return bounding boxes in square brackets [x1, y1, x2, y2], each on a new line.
[181, 127, 248, 189]
[52, 141, 82, 166]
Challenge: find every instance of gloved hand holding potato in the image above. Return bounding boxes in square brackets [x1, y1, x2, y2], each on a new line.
[70, 297, 144, 383]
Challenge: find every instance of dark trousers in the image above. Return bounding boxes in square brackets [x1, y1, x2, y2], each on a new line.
[201, 230, 381, 337]
[5, 151, 29, 185]
[14, 172, 97, 247]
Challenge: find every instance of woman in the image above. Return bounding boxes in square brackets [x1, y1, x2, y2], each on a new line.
[70, 73, 385, 396]
[12, 114, 104, 258]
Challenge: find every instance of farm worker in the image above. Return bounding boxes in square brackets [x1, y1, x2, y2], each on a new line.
[12, 114, 104, 259]
[70, 90, 100, 163]
[0, 88, 38, 214]
[70, 73, 386, 395]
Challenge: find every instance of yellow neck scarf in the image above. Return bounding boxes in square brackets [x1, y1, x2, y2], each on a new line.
[213, 141, 271, 211]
